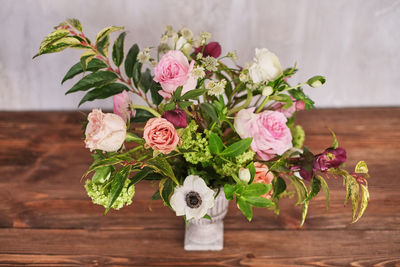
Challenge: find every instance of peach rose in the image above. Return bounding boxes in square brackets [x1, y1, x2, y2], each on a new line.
[143, 118, 180, 154]
[253, 162, 274, 199]
[85, 109, 127, 152]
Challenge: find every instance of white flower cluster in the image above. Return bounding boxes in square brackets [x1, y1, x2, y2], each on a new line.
[206, 79, 227, 96]
[202, 56, 218, 72]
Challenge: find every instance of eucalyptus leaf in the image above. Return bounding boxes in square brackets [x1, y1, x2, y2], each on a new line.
[66, 18, 83, 32]
[147, 156, 178, 185]
[181, 89, 207, 100]
[353, 184, 369, 223]
[78, 83, 128, 107]
[128, 167, 153, 189]
[96, 26, 124, 44]
[125, 132, 145, 144]
[316, 175, 330, 210]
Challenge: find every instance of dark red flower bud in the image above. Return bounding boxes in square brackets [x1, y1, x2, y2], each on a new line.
[299, 168, 313, 181]
[194, 42, 221, 58]
[313, 147, 347, 171]
[161, 108, 187, 128]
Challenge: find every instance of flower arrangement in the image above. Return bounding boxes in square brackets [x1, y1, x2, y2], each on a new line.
[34, 19, 370, 225]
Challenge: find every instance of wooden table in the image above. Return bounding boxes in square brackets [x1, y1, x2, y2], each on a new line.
[0, 108, 399, 266]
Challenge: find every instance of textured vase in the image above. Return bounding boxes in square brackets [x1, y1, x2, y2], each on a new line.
[184, 189, 229, 251]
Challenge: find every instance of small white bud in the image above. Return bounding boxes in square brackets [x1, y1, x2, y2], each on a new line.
[239, 168, 251, 183]
[311, 80, 322, 88]
[262, 86, 273, 96]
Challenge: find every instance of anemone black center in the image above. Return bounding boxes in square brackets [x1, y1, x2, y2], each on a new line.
[185, 191, 202, 208]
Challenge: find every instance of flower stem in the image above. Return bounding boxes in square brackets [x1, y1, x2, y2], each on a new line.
[255, 95, 270, 113]
[130, 104, 161, 118]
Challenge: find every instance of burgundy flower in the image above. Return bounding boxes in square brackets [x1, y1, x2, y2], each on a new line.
[194, 42, 221, 58]
[161, 108, 187, 128]
[299, 168, 313, 181]
[313, 147, 347, 171]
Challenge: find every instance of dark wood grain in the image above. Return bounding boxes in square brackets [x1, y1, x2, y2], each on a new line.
[0, 108, 399, 266]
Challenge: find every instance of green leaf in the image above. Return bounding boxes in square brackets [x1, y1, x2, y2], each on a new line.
[112, 32, 126, 67]
[159, 178, 174, 207]
[243, 183, 271, 197]
[181, 89, 207, 100]
[178, 101, 193, 109]
[237, 198, 253, 221]
[300, 201, 309, 227]
[330, 129, 339, 149]
[128, 167, 153, 189]
[316, 175, 330, 210]
[96, 26, 124, 44]
[92, 165, 113, 184]
[97, 35, 110, 57]
[306, 177, 321, 201]
[140, 68, 152, 93]
[272, 176, 287, 199]
[34, 36, 81, 58]
[147, 156, 179, 185]
[124, 44, 139, 78]
[220, 138, 252, 158]
[78, 83, 128, 107]
[247, 162, 256, 184]
[353, 184, 369, 223]
[79, 50, 96, 71]
[203, 214, 212, 220]
[85, 154, 132, 176]
[37, 28, 70, 51]
[62, 58, 108, 84]
[125, 132, 145, 144]
[66, 71, 118, 94]
[151, 190, 161, 200]
[199, 103, 219, 123]
[208, 132, 223, 154]
[132, 62, 142, 88]
[172, 86, 183, 100]
[66, 18, 83, 32]
[131, 109, 155, 123]
[349, 176, 360, 222]
[149, 82, 163, 106]
[355, 161, 368, 174]
[224, 184, 235, 200]
[164, 101, 176, 111]
[288, 175, 308, 205]
[243, 196, 274, 207]
[105, 165, 131, 213]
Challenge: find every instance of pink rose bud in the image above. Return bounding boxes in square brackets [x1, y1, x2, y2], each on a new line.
[153, 50, 197, 99]
[113, 90, 135, 122]
[162, 109, 187, 128]
[143, 118, 180, 154]
[295, 100, 305, 111]
[194, 42, 222, 58]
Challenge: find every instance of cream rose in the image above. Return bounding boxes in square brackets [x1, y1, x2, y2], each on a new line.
[249, 48, 282, 83]
[85, 109, 127, 152]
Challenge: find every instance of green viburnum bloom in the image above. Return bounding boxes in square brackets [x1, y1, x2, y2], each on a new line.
[291, 125, 305, 149]
[214, 150, 255, 177]
[85, 178, 135, 210]
[181, 121, 212, 164]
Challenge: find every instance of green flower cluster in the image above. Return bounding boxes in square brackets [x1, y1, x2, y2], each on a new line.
[214, 150, 255, 177]
[291, 125, 305, 148]
[85, 178, 135, 210]
[181, 121, 212, 164]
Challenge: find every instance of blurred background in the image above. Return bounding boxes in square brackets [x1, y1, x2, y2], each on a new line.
[0, 0, 399, 110]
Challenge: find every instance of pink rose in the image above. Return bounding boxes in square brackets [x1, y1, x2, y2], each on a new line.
[143, 118, 180, 154]
[234, 108, 292, 160]
[113, 90, 135, 122]
[272, 97, 305, 118]
[253, 162, 274, 199]
[85, 109, 127, 152]
[153, 50, 197, 99]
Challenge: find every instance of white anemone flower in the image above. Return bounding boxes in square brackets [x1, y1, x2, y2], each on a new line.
[170, 175, 215, 220]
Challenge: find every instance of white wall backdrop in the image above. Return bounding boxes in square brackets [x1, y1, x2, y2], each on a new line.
[0, 0, 399, 110]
